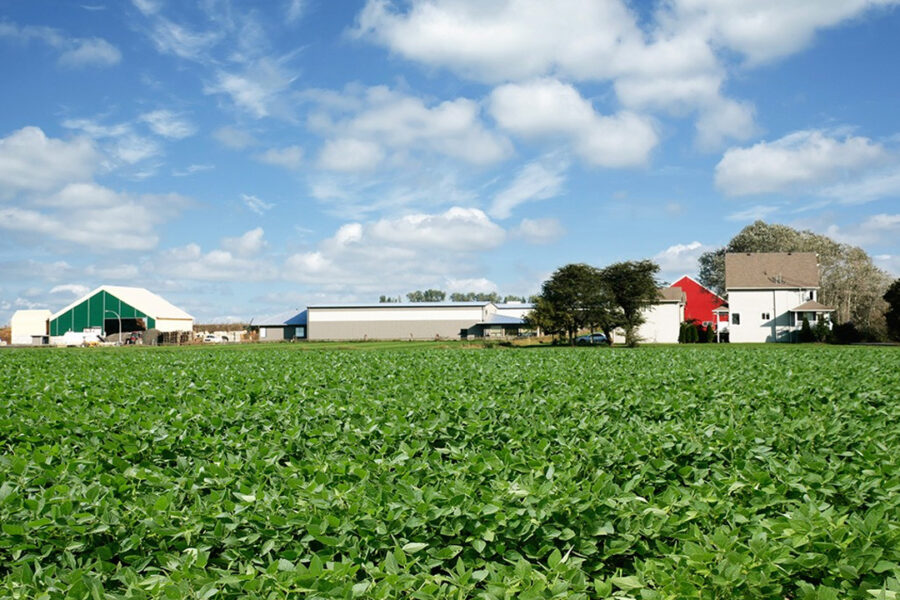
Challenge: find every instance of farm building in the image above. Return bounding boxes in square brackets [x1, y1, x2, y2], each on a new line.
[305, 302, 530, 341]
[49, 286, 193, 339]
[10, 310, 51, 345]
[612, 286, 686, 344]
[724, 252, 834, 343]
[671, 275, 728, 329]
[254, 309, 308, 342]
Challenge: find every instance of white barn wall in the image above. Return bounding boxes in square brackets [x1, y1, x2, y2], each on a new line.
[612, 302, 683, 344]
[11, 310, 51, 344]
[307, 304, 495, 341]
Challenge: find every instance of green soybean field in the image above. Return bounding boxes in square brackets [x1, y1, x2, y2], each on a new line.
[1, 345, 899, 599]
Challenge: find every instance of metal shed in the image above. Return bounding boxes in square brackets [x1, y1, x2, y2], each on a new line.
[48, 285, 194, 338]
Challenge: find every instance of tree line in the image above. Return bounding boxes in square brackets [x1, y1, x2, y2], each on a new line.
[379, 290, 532, 303]
[526, 260, 662, 347]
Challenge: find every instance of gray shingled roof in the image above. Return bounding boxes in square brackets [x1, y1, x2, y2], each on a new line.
[789, 300, 834, 312]
[658, 286, 685, 303]
[725, 252, 819, 289]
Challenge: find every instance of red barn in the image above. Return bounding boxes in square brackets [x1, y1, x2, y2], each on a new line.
[672, 275, 728, 328]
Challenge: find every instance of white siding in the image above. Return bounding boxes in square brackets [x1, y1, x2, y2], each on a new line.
[727, 289, 814, 343]
[495, 304, 533, 320]
[154, 318, 193, 333]
[310, 306, 488, 323]
[612, 302, 683, 344]
[11, 310, 51, 345]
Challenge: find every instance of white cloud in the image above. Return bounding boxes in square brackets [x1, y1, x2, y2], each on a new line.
[490, 157, 567, 219]
[286, 0, 306, 23]
[0, 127, 98, 196]
[58, 37, 121, 67]
[205, 58, 296, 119]
[445, 278, 498, 294]
[653, 241, 712, 278]
[172, 163, 214, 176]
[824, 213, 900, 247]
[144, 17, 221, 61]
[665, 0, 899, 66]
[155, 237, 278, 282]
[212, 126, 257, 149]
[85, 264, 141, 280]
[0, 22, 121, 68]
[257, 145, 304, 170]
[61, 118, 162, 168]
[241, 193, 274, 215]
[353, 1, 899, 149]
[510, 218, 566, 245]
[489, 79, 658, 167]
[139, 110, 197, 139]
[0, 182, 188, 251]
[284, 207, 505, 292]
[715, 130, 887, 196]
[310, 86, 511, 169]
[318, 138, 384, 172]
[222, 227, 267, 257]
[874, 254, 900, 276]
[821, 167, 900, 204]
[49, 284, 90, 297]
[726, 204, 780, 222]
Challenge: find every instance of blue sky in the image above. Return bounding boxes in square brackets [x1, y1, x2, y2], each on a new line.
[1, 0, 899, 323]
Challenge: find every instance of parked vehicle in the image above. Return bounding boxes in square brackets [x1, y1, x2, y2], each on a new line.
[575, 333, 608, 346]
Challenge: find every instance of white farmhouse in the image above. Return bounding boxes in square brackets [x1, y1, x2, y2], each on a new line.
[11, 309, 51, 345]
[724, 252, 834, 343]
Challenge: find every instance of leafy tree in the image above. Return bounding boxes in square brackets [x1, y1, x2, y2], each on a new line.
[698, 221, 891, 333]
[449, 292, 502, 303]
[814, 316, 830, 343]
[527, 263, 616, 344]
[885, 278, 900, 341]
[503, 295, 528, 303]
[599, 260, 661, 347]
[378, 295, 400, 303]
[407, 289, 446, 302]
[705, 323, 716, 343]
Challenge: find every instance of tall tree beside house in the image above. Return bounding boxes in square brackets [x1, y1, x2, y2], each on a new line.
[885, 278, 900, 341]
[599, 259, 662, 347]
[698, 221, 892, 333]
[406, 289, 446, 302]
[526, 263, 615, 344]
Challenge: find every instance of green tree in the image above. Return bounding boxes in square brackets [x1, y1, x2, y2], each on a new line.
[407, 289, 446, 302]
[885, 279, 900, 341]
[527, 263, 615, 344]
[698, 221, 892, 332]
[378, 295, 400, 303]
[799, 316, 815, 343]
[599, 260, 661, 347]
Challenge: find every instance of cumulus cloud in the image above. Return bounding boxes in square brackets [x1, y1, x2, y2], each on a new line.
[62, 117, 162, 168]
[318, 138, 384, 172]
[653, 241, 712, 279]
[49, 283, 91, 297]
[489, 79, 658, 167]
[257, 145, 304, 170]
[0, 127, 98, 196]
[310, 86, 511, 170]
[155, 237, 278, 282]
[490, 157, 567, 219]
[284, 207, 505, 292]
[353, 0, 898, 148]
[222, 227, 267, 256]
[715, 130, 887, 196]
[0, 182, 188, 251]
[510, 218, 566, 245]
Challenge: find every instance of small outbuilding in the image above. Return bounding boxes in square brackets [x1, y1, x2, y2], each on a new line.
[49, 285, 193, 339]
[11, 309, 51, 345]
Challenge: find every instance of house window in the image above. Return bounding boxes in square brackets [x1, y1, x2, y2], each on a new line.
[808, 291, 815, 300]
[731, 313, 740, 325]
[761, 312, 770, 320]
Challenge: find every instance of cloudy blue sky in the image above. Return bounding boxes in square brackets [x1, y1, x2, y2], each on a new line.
[1, 0, 899, 323]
